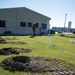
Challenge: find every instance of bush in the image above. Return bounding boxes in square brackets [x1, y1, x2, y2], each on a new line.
[73, 31, 75, 34]
[49, 29, 55, 35]
[60, 34, 65, 37]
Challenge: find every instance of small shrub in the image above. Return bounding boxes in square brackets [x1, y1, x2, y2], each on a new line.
[49, 29, 55, 35]
[60, 34, 65, 37]
[73, 31, 75, 34]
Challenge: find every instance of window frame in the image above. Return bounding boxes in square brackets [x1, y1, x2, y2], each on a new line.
[0, 20, 6, 28]
[28, 22, 32, 27]
[41, 23, 47, 29]
[20, 22, 26, 27]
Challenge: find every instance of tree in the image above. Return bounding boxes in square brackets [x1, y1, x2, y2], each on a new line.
[32, 23, 36, 36]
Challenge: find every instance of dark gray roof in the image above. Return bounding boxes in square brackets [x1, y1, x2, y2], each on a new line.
[0, 7, 51, 20]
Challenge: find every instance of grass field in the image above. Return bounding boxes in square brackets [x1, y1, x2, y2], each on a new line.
[0, 34, 75, 75]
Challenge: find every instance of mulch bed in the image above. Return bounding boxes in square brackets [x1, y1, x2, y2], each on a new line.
[0, 48, 32, 55]
[0, 56, 75, 75]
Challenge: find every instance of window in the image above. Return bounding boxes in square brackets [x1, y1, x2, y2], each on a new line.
[28, 22, 32, 27]
[20, 22, 26, 27]
[0, 20, 6, 27]
[42, 24, 47, 29]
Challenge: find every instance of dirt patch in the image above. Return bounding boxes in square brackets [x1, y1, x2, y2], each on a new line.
[0, 48, 19, 55]
[60, 35, 75, 38]
[1, 56, 75, 75]
[20, 48, 32, 53]
[8, 42, 27, 45]
[6, 37, 18, 40]
[0, 38, 7, 44]
[0, 48, 32, 55]
[0, 38, 26, 45]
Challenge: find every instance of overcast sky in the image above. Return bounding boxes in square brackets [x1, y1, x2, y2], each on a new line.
[0, 0, 75, 28]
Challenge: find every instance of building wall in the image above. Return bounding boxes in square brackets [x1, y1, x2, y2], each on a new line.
[68, 21, 72, 29]
[52, 26, 75, 33]
[0, 8, 50, 35]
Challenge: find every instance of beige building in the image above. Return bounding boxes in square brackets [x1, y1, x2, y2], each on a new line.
[0, 7, 51, 35]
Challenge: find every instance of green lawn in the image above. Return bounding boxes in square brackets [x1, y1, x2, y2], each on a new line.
[0, 34, 75, 75]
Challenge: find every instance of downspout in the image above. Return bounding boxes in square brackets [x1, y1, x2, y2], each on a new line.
[16, 11, 18, 34]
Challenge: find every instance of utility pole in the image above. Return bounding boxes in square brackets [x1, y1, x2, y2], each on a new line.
[64, 14, 67, 32]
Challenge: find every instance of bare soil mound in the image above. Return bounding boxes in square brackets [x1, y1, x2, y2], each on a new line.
[0, 48, 19, 55]
[1, 56, 47, 72]
[0, 48, 32, 55]
[1, 56, 75, 75]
